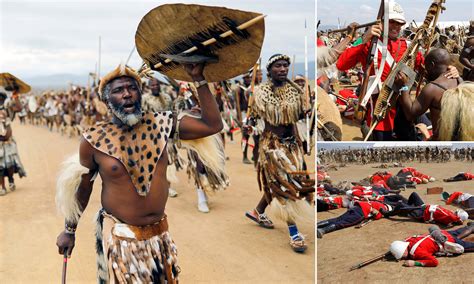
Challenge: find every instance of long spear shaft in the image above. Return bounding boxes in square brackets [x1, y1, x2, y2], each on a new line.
[125, 45, 136, 65]
[98, 36, 102, 80]
[304, 19, 311, 153]
[292, 55, 296, 80]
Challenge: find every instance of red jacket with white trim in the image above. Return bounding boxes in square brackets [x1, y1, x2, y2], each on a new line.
[422, 205, 461, 225]
[405, 231, 455, 267]
[336, 38, 424, 131]
[355, 200, 388, 220]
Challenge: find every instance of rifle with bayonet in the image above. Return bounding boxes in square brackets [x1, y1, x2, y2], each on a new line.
[349, 251, 392, 271]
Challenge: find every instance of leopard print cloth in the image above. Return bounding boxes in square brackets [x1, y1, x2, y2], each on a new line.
[250, 80, 305, 126]
[83, 111, 173, 196]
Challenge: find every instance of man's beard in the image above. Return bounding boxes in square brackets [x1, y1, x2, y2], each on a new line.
[108, 100, 143, 127]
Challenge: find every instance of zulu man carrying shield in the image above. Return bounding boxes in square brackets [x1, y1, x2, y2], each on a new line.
[55, 4, 265, 283]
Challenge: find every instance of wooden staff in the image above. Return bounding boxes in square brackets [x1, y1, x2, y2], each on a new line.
[150, 15, 266, 70]
[62, 249, 68, 284]
[234, 83, 242, 124]
[86, 73, 91, 122]
[246, 62, 259, 114]
[291, 55, 296, 80]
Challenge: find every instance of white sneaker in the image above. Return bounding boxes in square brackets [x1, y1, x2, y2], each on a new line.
[198, 201, 210, 213]
[0, 188, 6, 196]
[197, 187, 209, 213]
[9, 183, 15, 192]
[168, 187, 178, 198]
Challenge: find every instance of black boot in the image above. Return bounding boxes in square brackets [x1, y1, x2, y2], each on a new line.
[317, 224, 337, 239]
[379, 208, 394, 217]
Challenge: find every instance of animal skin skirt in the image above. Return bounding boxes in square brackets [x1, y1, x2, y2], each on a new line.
[95, 209, 180, 284]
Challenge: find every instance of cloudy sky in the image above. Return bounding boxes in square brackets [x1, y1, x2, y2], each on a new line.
[0, 0, 314, 79]
[317, 0, 472, 27]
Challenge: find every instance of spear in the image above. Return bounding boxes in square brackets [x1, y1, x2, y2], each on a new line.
[304, 19, 311, 154]
[292, 55, 296, 80]
[125, 45, 136, 66]
[98, 36, 102, 80]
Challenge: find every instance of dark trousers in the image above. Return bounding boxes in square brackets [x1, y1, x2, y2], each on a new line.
[319, 206, 365, 230]
[446, 173, 469, 182]
[448, 228, 474, 252]
[465, 197, 474, 209]
[408, 192, 424, 206]
[383, 195, 408, 207]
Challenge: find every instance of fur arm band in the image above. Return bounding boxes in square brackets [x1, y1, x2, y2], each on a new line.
[55, 153, 93, 224]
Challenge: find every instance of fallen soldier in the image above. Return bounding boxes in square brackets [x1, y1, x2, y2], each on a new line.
[443, 172, 474, 182]
[389, 223, 474, 267]
[381, 192, 468, 226]
[398, 167, 435, 184]
[317, 200, 391, 238]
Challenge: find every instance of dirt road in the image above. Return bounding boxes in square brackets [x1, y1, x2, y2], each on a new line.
[0, 121, 314, 283]
[317, 161, 474, 283]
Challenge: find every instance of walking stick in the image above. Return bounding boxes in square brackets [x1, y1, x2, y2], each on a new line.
[62, 249, 68, 284]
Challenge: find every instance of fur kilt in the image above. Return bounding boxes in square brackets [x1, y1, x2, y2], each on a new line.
[0, 139, 26, 177]
[256, 132, 314, 222]
[95, 209, 180, 284]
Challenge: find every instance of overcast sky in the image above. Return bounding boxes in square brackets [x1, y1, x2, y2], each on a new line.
[317, 0, 472, 27]
[0, 0, 315, 79]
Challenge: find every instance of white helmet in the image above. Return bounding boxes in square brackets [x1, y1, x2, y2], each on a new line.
[390, 241, 409, 260]
[388, 1, 406, 24]
[456, 209, 468, 222]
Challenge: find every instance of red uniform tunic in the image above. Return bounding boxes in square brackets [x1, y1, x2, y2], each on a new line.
[317, 184, 327, 197]
[349, 185, 384, 201]
[409, 176, 423, 184]
[321, 196, 344, 210]
[355, 200, 387, 220]
[402, 167, 431, 181]
[463, 172, 474, 180]
[446, 191, 473, 206]
[370, 172, 392, 189]
[405, 231, 455, 267]
[336, 38, 424, 131]
[337, 89, 358, 118]
[422, 205, 461, 225]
